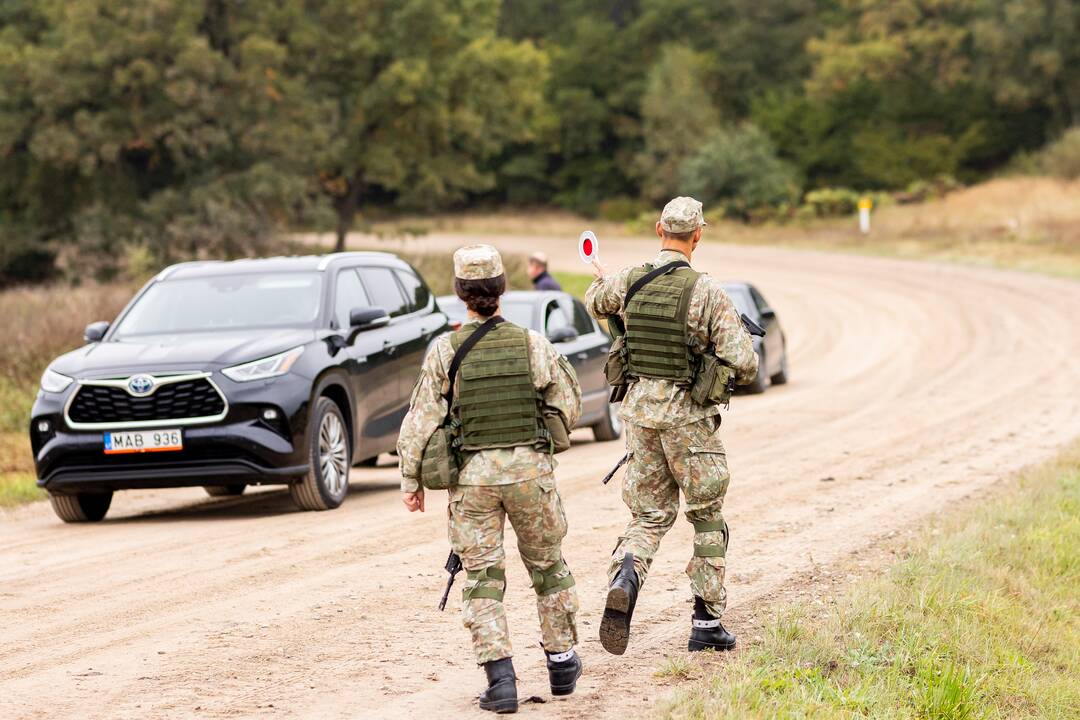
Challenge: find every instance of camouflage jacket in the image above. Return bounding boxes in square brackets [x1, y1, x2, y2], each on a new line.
[585, 249, 758, 429]
[397, 320, 582, 493]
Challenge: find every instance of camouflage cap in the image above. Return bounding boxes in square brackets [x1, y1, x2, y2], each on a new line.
[660, 196, 708, 234]
[453, 244, 505, 280]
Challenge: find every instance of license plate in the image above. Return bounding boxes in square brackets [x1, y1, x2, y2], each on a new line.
[104, 429, 183, 455]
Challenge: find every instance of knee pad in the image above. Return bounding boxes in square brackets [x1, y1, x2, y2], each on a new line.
[692, 518, 729, 558]
[530, 559, 575, 596]
[463, 566, 507, 603]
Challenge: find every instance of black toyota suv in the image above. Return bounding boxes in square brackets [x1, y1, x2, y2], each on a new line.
[29, 252, 449, 522]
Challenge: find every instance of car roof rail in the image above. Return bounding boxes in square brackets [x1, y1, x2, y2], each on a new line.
[156, 261, 220, 281]
[316, 251, 396, 271]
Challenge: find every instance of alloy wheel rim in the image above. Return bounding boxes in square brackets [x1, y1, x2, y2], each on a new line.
[609, 402, 622, 435]
[318, 412, 349, 497]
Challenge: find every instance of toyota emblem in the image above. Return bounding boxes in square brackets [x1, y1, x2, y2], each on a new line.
[127, 374, 155, 396]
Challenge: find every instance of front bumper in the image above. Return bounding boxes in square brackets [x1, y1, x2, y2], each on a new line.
[30, 372, 312, 493]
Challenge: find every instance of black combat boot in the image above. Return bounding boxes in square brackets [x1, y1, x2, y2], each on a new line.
[478, 657, 518, 713]
[687, 596, 736, 652]
[545, 648, 582, 696]
[600, 552, 640, 655]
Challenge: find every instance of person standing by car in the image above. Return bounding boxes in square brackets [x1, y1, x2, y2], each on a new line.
[585, 197, 758, 655]
[398, 245, 583, 713]
[528, 252, 562, 291]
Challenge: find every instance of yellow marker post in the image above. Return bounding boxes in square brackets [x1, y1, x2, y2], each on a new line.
[858, 196, 872, 235]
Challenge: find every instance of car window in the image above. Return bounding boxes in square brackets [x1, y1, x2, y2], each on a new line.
[395, 269, 431, 313]
[545, 301, 571, 335]
[724, 287, 755, 318]
[334, 269, 371, 329]
[571, 299, 594, 336]
[749, 286, 770, 314]
[358, 267, 409, 318]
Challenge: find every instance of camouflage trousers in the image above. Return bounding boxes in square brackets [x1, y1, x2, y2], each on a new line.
[448, 474, 579, 665]
[608, 416, 731, 618]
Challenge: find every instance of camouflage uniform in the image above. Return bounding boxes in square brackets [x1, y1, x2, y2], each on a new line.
[399, 314, 582, 665]
[585, 208, 757, 618]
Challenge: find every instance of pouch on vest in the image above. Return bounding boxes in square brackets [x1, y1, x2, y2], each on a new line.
[543, 409, 572, 454]
[420, 425, 459, 490]
[690, 352, 736, 407]
[604, 333, 628, 387]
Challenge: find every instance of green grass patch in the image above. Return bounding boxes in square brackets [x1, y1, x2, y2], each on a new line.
[552, 270, 595, 300]
[0, 472, 43, 507]
[658, 444, 1080, 719]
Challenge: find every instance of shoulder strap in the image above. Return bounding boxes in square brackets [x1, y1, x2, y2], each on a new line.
[444, 316, 505, 421]
[624, 260, 691, 308]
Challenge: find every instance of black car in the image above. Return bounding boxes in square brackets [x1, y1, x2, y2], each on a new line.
[723, 282, 788, 393]
[437, 290, 622, 442]
[30, 252, 449, 522]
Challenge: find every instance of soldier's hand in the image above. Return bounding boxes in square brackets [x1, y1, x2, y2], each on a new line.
[403, 490, 425, 512]
[591, 259, 607, 279]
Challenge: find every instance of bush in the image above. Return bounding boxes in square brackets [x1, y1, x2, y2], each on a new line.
[679, 124, 802, 220]
[598, 197, 651, 222]
[802, 187, 860, 217]
[1019, 128, 1080, 179]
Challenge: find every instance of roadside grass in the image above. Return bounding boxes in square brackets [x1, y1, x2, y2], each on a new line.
[552, 271, 594, 299]
[656, 443, 1080, 720]
[373, 177, 1080, 280]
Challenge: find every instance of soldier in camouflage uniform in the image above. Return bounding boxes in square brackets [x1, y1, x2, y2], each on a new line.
[399, 245, 583, 713]
[585, 197, 758, 654]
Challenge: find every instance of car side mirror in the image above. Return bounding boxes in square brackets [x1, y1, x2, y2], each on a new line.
[350, 307, 390, 331]
[547, 326, 578, 344]
[759, 308, 776, 321]
[84, 321, 110, 342]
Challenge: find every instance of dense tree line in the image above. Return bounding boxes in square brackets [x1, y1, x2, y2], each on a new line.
[1, 0, 1076, 284]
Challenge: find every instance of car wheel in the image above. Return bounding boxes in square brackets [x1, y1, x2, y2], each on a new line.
[48, 491, 113, 523]
[592, 400, 623, 442]
[290, 396, 351, 511]
[770, 344, 789, 385]
[204, 484, 246, 497]
[747, 349, 769, 394]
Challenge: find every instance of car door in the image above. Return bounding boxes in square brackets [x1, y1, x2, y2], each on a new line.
[567, 297, 609, 423]
[330, 267, 399, 461]
[391, 265, 446, 403]
[748, 285, 782, 375]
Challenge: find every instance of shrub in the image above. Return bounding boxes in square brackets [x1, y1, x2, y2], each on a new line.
[802, 187, 861, 217]
[598, 197, 651, 223]
[1021, 127, 1080, 179]
[679, 124, 802, 220]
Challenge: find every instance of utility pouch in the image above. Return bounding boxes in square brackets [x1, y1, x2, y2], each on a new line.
[604, 334, 629, 389]
[690, 353, 736, 407]
[543, 410, 572, 454]
[420, 425, 459, 490]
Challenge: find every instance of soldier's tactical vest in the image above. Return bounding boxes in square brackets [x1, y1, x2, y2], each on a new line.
[624, 264, 701, 383]
[450, 323, 546, 451]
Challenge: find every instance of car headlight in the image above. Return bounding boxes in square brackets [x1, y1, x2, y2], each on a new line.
[40, 368, 73, 394]
[222, 346, 305, 383]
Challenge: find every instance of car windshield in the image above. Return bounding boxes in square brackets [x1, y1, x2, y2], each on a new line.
[723, 286, 755, 318]
[114, 272, 323, 336]
[440, 297, 536, 330]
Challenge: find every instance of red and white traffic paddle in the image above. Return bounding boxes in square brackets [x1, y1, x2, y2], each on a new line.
[578, 230, 599, 266]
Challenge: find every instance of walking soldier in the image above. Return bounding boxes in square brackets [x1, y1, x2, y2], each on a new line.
[398, 245, 583, 713]
[585, 197, 758, 654]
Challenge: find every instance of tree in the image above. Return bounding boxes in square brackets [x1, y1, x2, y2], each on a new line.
[634, 45, 721, 203]
[275, 0, 549, 251]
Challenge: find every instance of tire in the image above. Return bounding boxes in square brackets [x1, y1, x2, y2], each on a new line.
[48, 491, 113, 523]
[592, 400, 623, 442]
[204, 484, 246, 497]
[747, 349, 769, 394]
[770, 343, 789, 385]
[290, 396, 351, 511]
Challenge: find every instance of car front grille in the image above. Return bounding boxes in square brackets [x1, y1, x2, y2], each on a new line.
[67, 378, 226, 426]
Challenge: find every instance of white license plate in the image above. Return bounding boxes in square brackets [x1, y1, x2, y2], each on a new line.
[104, 429, 183, 455]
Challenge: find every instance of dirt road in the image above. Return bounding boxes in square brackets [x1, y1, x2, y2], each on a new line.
[3, 235, 1079, 719]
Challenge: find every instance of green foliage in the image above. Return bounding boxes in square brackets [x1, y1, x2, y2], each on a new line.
[1015, 128, 1080, 179]
[802, 187, 861, 217]
[680, 124, 801, 219]
[659, 444, 1080, 719]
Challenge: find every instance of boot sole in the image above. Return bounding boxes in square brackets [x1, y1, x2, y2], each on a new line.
[688, 638, 736, 652]
[599, 585, 631, 655]
[479, 698, 519, 714]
